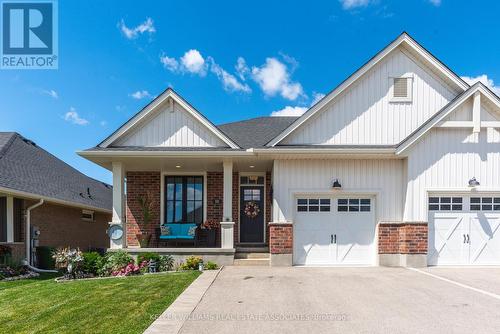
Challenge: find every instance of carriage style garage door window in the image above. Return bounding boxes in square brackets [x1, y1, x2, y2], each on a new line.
[293, 196, 375, 266]
[428, 194, 500, 266]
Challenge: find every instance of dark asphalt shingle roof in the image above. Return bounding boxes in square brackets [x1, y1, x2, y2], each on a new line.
[0, 132, 112, 211]
[217, 116, 299, 149]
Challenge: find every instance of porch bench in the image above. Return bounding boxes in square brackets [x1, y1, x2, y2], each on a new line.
[157, 223, 198, 246]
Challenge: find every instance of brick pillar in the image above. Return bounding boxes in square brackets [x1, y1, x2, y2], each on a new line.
[378, 223, 428, 267]
[268, 222, 293, 266]
[126, 172, 161, 247]
[207, 172, 223, 247]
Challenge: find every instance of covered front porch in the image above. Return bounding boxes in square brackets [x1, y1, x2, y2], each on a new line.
[106, 155, 272, 264]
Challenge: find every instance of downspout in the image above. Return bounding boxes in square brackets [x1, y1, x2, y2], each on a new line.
[25, 199, 44, 266]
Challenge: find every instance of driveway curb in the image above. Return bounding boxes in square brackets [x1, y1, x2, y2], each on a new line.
[143, 268, 222, 334]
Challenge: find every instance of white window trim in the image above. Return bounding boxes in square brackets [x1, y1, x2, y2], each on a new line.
[160, 171, 207, 226]
[389, 74, 413, 103]
[82, 209, 95, 222]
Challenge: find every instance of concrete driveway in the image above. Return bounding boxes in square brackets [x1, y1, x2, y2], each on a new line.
[179, 266, 500, 334]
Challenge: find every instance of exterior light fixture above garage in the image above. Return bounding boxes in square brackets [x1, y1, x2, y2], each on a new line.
[468, 177, 480, 187]
[332, 179, 342, 189]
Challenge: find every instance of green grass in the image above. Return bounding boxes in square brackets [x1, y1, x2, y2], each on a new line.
[0, 271, 201, 334]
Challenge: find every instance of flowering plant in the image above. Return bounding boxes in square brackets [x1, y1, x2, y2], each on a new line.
[202, 219, 219, 230]
[52, 247, 84, 277]
[244, 201, 260, 218]
[112, 260, 148, 277]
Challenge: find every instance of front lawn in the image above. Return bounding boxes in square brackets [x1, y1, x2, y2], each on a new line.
[0, 271, 200, 334]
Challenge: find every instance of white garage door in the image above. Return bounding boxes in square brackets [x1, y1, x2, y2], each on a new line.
[428, 194, 500, 266]
[293, 196, 376, 266]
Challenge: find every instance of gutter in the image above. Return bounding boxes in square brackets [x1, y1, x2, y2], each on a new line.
[77, 150, 254, 158]
[25, 199, 44, 266]
[251, 147, 397, 155]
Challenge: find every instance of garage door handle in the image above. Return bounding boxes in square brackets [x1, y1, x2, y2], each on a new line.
[331, 234, 333, 244]
[463, 234, 466, 243]
[467, 234, 470, 244]
[334, 234, 337, 244]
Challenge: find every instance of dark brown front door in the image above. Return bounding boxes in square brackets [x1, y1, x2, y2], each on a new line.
[240, 186, 264, 243]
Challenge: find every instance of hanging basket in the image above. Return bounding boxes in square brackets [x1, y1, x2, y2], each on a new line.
[244, 201, 260, 219]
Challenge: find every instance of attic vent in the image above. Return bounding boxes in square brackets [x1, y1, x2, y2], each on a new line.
[391, 76, 412, 102]
[393, 78, 408, 98]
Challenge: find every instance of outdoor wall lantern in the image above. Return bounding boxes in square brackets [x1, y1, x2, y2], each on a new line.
[468, 177, 480, 187]
[332, 179, 342, 189]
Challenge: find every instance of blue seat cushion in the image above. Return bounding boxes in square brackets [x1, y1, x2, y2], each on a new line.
[159, 223, 197, 240]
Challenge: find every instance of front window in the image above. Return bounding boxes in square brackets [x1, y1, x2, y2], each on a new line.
[165, 176, 204, 224]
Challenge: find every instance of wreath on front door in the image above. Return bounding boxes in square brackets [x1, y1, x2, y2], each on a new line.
[244, 201, 260, 219]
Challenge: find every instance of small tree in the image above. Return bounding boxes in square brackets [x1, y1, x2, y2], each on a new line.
[137, 192, 155, 247]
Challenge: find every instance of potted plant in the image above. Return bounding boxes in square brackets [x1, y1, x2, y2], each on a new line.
[203, 219, 219, 247]
[137, 192, 154, 247]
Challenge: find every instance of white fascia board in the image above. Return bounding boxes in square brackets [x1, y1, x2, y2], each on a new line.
[396, 83, 494, 155]
[0, 186, 112, 213]
[267, 33, 469, 147]
[252, 147, 396, 155]
[99, 89, 239, 149]
[77, 150, 253, 158]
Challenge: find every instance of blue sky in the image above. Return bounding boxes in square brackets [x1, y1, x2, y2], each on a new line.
[1, 0, 499, 184]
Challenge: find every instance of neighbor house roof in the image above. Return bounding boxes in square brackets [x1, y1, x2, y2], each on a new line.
[0, 132, 112, 212]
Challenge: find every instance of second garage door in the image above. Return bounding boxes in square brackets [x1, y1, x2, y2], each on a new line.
[293, 196, 376, 266]
[428, 194, 500, 266]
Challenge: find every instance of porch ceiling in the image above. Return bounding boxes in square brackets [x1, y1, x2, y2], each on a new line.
[84, 155, 273, 172]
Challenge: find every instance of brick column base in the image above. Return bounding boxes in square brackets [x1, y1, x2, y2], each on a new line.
[378, 223, 428, 267]
[268, 223, 293, 266]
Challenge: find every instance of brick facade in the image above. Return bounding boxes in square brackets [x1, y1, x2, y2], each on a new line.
[206, 172, 222, 247]
[378, 223, 428, 254]
[125, 172, 161, 247]
[268, 223, 293, 254]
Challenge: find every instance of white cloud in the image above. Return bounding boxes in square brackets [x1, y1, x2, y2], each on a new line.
[42, 89, 58, 99]
[428, 0, 441, 6]
[160, 54, 179, 72]
[251, 58, 304, 100]
[180, 49, 207, 76]
[270, 106, 308, 117]
[271, 92, 326, 117]
[339, 0, 373, 10]
[64, 107, 89, 125]
[235, 57, 249, 81]
[209, 58, 251, 93]
[100, 120, 107, 127]
[129, 90, 152, 99]
[119, 17, 155, 39]
[461, 74, 500, 96]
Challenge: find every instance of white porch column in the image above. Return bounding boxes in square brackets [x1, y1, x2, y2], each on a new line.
[111, 162, 125, 249]
[6, 196, 14, 243]
[221, 160, 234, 249]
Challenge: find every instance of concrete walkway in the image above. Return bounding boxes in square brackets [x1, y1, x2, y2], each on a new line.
[143, 269, 220, 334]
[178, 266, 500, 334]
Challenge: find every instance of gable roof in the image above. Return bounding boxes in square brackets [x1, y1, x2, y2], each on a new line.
[396, 82, 500, 155]
[266, 32, 470, 147]
[99, 88, 240, 149]
[0, 132, 112, 212]
[217, 116, 298, 149]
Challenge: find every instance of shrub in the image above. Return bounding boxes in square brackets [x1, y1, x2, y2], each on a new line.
[82, 252, 102, 275]
[158, 255, 174, 272]
[179, 256, 203, 270]
[112, 261, 148, 277]
[97, 250, 134, 277]
[137, 252, 161, 264]
[36, 246, 56, 270]
[204, 261, 218, 270]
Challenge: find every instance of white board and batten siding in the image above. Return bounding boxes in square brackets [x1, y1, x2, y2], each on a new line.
[272, 159, 405, 223]
[114, 103, 227, 147]
[282, 47, 459, 146]
[404, 128, 500, 222]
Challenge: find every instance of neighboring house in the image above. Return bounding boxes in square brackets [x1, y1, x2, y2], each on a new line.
[0, 132, 112, 264]
[80, 32, 500, 267]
